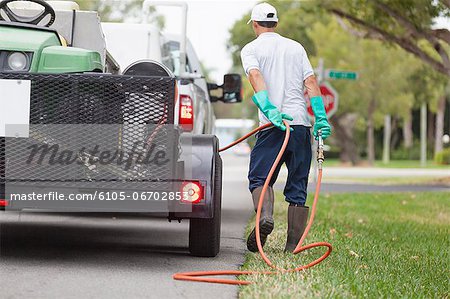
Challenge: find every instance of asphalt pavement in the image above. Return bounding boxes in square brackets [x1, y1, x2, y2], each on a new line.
[1, 155, 448, 299]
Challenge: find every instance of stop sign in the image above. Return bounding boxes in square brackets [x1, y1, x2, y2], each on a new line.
[305, 82, 339, 118]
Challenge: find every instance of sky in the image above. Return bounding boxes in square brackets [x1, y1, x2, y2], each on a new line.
[156, 0, 257, 82]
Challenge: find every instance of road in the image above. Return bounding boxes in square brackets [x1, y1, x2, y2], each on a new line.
[1, 155, 447, 299]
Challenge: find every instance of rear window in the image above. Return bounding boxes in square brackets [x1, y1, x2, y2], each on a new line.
[161, 41, 191, 76]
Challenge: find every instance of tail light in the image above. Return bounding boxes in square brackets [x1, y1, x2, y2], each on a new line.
[181, 181, 204, 204]
[174, 82, 179, 104]
[0, 200, 9, 207]
[179, 94, 194, 131]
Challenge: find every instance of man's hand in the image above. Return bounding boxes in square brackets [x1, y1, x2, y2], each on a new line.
[304, 76, 331, 139]
[252, 90, 293, 131]
[266, 109, 294, 131]
[313, 117, 331, 139]
[310, 96, 331, 139]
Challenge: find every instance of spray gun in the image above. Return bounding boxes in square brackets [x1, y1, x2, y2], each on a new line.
[317, 130, 325, 170]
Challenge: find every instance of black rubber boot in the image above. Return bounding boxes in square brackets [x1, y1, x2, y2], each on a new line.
[246, 186, 274, 252]
[284, 204, 309, 253]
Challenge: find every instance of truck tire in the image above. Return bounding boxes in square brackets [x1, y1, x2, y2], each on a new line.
[188, 153, 222, 257]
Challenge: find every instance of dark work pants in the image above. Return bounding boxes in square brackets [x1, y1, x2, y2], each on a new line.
[248, 125, 312, 206]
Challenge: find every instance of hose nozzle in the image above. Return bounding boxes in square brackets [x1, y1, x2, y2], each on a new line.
[317, 130, 325, 170]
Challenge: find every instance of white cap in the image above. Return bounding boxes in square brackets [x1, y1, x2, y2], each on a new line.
[247, 3, 279, 24]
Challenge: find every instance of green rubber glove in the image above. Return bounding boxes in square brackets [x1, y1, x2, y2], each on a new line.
[310, 96, 332, 139]
[252, 90, 293, 131]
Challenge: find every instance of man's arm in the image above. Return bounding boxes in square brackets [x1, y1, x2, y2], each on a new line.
[248, 69, 267, 92]
[304, 75, 332, 139]
[245, 70, 292, 131]
[304, 75, 321, 98]
[241, 45, 292, 131]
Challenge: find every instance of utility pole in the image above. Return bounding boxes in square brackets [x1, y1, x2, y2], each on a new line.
[420, 103, 427, 167]
[317, 58, 325, 84]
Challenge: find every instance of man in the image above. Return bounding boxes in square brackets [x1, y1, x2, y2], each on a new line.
[241, 3, 331, 253]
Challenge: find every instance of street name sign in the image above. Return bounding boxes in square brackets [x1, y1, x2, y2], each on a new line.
[326, 69, 358, 80]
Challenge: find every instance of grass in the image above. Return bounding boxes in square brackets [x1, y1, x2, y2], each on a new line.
[239, 192, 449, 298]
[373, 160, 448, 169]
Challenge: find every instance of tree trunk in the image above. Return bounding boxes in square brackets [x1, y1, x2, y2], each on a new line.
[403, 110, 413, 149]
[391, 116, 400, 151]
[420, 103, 427, 167]
[427, 110, 435, 144]
[382, 115, 391, 164]
[434, 96, 446, 155]
[330, 113, 360, 165]
[367, 99, 376, 165]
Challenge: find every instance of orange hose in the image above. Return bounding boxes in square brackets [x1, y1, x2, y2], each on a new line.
[173, 121, 332, 285]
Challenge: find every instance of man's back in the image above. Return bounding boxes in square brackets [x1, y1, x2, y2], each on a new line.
[241, 32, 314, 126]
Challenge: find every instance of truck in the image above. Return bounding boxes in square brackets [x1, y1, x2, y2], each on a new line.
[0, 0, 242, 257]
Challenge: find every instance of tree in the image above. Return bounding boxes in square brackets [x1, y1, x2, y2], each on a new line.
[409, 65, 450, 156]
[322, 0, 450, 76]
[309, 19, 420, 164]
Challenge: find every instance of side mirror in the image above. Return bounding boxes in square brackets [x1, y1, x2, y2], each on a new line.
[208, 74, 242, 104]
[222, 74, 242, 103]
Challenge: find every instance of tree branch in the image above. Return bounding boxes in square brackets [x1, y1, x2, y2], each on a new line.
[335, 16, 383, 39]
[430, 28, 450, 44]
[370, 1, 450, 72]
[371, 0, 450, 47]
[329, 8, 450, 76]
[370, 0, 423, 39]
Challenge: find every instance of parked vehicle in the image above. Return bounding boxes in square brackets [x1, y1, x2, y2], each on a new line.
[101, 26, 218, 135]
[0, 0, 241, 257]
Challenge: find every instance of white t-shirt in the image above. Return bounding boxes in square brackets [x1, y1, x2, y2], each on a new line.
[241, 32, 314, 127]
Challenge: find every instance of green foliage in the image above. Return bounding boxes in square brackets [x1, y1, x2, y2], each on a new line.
[391, 141, 434, 160]
[434, 148, 450, 165]
[321, 0, 450, 76]
[324, 0, 448, 33]
[409, 64, 450, 111]
[309, 19, 421, 127]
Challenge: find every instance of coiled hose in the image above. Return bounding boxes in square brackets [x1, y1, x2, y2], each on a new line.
[173, 121, 332, 285]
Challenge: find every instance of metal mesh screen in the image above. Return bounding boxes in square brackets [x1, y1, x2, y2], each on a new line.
[1, 73, 178, 197]
[0, 73, 175, 124]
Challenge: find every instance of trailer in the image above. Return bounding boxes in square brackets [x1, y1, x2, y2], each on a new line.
[0, 0, 241, 257]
